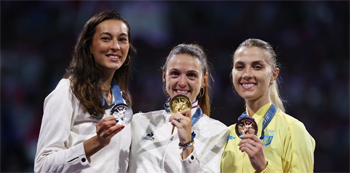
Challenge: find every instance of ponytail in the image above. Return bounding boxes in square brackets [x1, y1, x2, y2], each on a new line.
[270, 81, 285, 112]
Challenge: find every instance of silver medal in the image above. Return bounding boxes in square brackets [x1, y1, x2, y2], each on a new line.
[110, 103, 133, 126]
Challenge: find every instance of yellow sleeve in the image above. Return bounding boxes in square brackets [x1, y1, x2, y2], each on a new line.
[283, 121, 315, 173]
[260, 162, 280, 173]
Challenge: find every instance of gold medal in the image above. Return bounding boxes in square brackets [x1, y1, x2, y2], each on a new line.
[169, 94, 192, 114]
[169, 94, 191, 134]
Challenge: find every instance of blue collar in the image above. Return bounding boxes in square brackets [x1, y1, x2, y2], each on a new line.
[102, 78, 125, 109]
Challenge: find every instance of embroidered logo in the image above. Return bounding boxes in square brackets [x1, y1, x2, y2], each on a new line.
[144, 133, 154, 140]
[266, 129, 275, 134]
[262, 135, 273, 146]
[191, 131, 196, 138]
[227, 135, 236, 141]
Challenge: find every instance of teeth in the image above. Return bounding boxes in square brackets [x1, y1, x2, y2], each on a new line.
[177, 90, 188, 94]
[242, 84, 254, 88]
[109, 55, 120, 59]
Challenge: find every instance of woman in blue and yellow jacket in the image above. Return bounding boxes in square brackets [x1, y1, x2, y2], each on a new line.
[221, 38, 315, 173]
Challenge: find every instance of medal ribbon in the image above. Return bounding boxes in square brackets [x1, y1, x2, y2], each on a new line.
[237, 103, 277, 140]
[164, 99, 203, 126]
[102, 78, 125, 109]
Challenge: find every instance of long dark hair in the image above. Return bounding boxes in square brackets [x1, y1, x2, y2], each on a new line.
[162, 44, 212, 116]
[65, 10, 136, 118]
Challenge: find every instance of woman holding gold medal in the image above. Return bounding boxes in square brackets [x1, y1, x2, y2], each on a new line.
[220, 38, 315, 172]
[35, 10, 136, 172]
[129, 44, 228, 172]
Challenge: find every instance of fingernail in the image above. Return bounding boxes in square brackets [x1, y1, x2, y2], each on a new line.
[122, 126, 125, 129]
[239, 135, 244, 138]
[115, 120, 119, 123]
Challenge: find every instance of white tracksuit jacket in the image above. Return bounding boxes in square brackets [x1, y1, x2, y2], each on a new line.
[34, 79, 131, 173]
[128, 105, 228, 173]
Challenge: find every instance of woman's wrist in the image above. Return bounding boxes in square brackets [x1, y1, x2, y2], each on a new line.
[91, 136, 107, 148]
[179, 137, 194, 149]
[181, 145, 194, 159]
[257, 161, 268, 172]
[83, 136, 106, 162]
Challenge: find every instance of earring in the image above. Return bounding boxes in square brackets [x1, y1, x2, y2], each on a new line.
[270, 82, 273, 86]
[162, 83, 168, 95]
[198, 88, 205, 98]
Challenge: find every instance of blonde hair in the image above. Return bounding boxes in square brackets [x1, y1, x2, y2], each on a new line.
[235, 38, 285, 112]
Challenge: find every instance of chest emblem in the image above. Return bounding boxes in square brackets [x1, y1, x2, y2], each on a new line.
[144, 133, 155, 140]
[262, 135, 273, 146]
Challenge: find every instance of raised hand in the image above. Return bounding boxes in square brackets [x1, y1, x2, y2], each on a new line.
[169, 109, 192, 143]
[96, 116, 125, 146]
[169, 109, 193, 159]
[239, 134, 268, 172]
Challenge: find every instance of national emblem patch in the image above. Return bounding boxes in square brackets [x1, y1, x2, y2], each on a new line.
[262, 135, 273, 146]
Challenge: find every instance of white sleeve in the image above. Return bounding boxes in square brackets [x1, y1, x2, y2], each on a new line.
[181, 125, 229, 173]
[181, 147, 200, 173]
[199, 127, 229, 173]
[34, 80, 90, 173]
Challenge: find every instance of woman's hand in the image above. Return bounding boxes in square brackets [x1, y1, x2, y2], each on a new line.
[239, 134, 268, 172]
[96, 116, 124, 146]
[169, 109, 193, 159]
[169, 109, 192, 143]
[84, 116, 125, 162]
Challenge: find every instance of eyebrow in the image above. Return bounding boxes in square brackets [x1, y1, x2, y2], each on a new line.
[251, 60, 265, 64]
[235, 60, 265, 64]
[168, 68, 199, 73]
[187, 70, 200, 73]
[99, 32, 128, 37]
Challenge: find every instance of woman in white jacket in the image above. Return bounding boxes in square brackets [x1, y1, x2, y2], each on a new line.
[128, 44, 228, 173]
[34, 10, 136, 173]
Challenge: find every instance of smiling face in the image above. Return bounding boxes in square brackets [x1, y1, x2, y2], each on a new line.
[232, 46, 279, 104]
[163, 54, 207, 103]
[90, 19, 130, 73]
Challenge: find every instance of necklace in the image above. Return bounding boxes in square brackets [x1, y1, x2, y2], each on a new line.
[106, 90, 113, 104]
[102, 88, 113, 104]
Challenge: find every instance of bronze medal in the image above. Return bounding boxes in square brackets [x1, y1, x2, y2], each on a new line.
[235, 118, 258, 136]
[169, 94, 192, 114]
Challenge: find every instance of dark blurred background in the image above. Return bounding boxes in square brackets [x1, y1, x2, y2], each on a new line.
[1, 1, 349, 172]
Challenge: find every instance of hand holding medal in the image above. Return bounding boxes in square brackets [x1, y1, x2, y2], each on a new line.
[169, 94, 192, 134]
[96, 103, 133, 144]
[236, 114, 267, 172]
